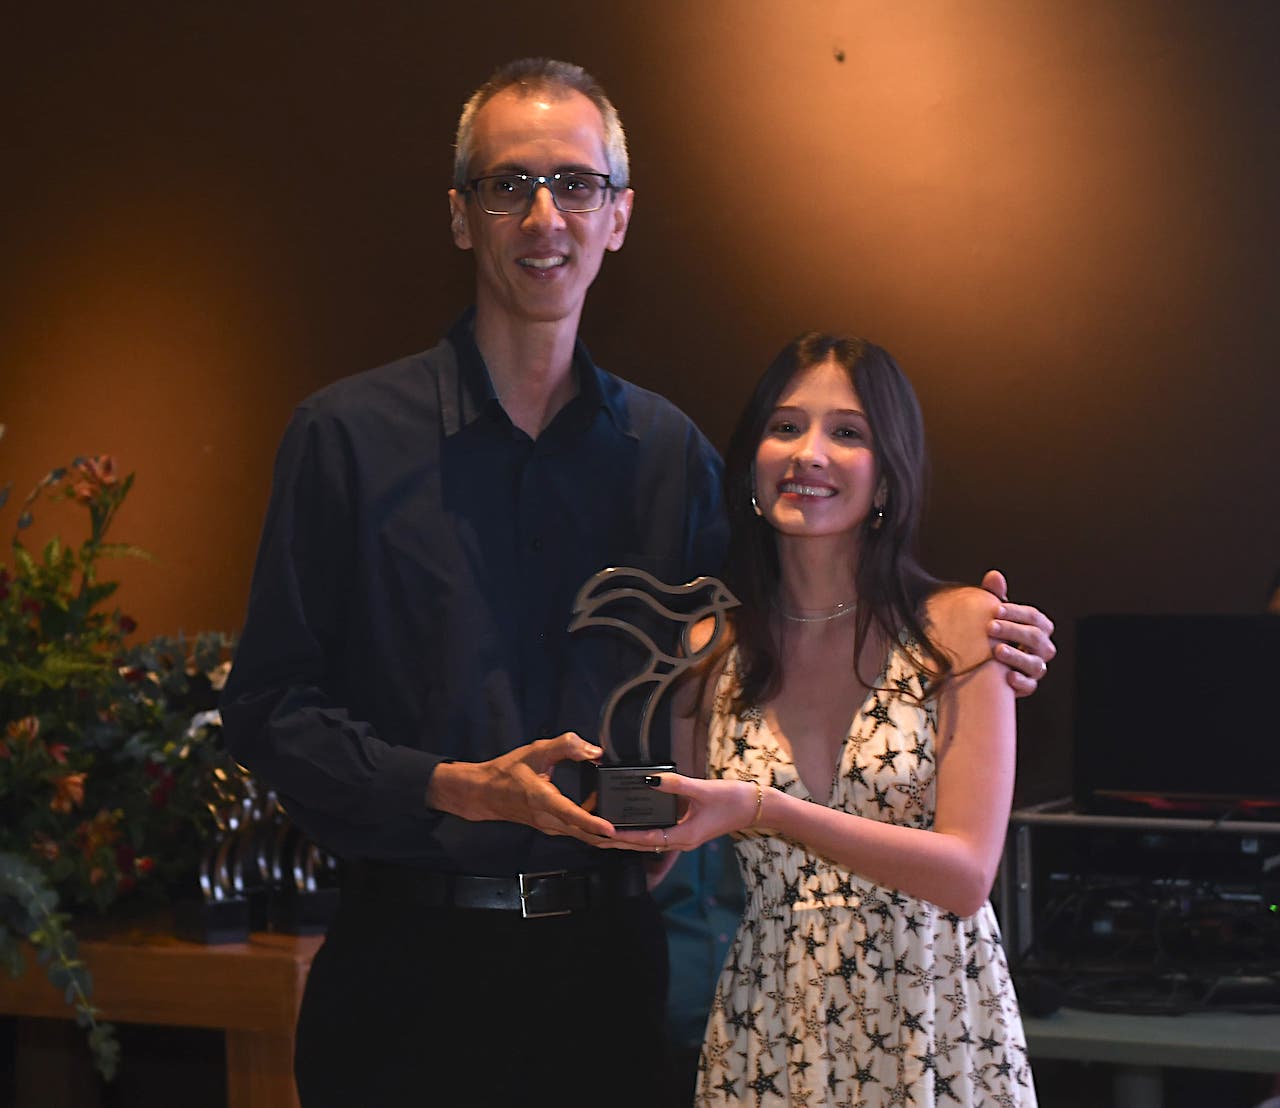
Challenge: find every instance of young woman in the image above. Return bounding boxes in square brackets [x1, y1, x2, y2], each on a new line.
[614, 333, 1037, 1106]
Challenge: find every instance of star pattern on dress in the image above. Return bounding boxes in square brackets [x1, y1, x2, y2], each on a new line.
[696, 641, 1036, 1107]
[933, 1072, 962, 1104]
[862, 695, 892, 733]
[712, 1073, 739, 1099]
[893, 762, 932, 816]
[824, 998, 849, 1027]
[885, 1080, 915, 1105]
[829, 951, 862, 990]
[833, 1031, 858, 1061]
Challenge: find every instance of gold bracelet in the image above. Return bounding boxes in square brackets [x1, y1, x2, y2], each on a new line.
[750, 780, 764, 827]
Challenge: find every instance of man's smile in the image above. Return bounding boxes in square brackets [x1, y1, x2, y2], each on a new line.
[517, 254, 568, 270]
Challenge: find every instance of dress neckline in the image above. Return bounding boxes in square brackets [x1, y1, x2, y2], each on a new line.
[746, 639, 899, 806]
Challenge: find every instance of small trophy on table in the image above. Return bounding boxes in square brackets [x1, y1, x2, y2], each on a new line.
[568, 566, 738, 829]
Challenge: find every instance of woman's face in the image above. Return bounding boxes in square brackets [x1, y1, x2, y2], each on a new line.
[753, 356, 881, 541]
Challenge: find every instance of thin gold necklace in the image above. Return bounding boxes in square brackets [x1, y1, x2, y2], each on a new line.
[775, 599, 858, 624]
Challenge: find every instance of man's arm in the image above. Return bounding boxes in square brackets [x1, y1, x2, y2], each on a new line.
[220, 404, 617, 856]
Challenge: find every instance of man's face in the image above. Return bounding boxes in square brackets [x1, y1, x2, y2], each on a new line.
[448, 87, 633, 331]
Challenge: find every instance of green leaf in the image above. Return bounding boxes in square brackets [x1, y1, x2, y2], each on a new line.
[96, 542, 154, 563]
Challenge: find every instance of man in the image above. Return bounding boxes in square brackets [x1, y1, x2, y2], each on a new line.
[221, 58, 1054, 1108]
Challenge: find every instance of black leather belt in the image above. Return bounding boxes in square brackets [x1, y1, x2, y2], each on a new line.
[345, 860, 647, 919]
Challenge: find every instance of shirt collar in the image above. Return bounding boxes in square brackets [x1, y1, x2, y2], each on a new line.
[439, 308, 635, 440]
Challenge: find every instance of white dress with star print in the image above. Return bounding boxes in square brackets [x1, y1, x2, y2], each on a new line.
[695, 643, 1037, 1108]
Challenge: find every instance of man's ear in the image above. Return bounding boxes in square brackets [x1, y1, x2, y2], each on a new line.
[448, 190, 472, 250]
[606, 188, 634, 252]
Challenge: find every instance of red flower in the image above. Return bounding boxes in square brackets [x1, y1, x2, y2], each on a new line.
[50, 772, 87, 813]
[20, 598, 41, 618]
[135, 856, 155, 877]
[149, 769, 176, 809]
[117, 614, 138, 635]
[47, 742, 69, 765]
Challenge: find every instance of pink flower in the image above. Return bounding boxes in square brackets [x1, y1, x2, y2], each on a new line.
[71, 455, 118, 503]
[31, 832, 60, 862]
[47, 742, 69, 765]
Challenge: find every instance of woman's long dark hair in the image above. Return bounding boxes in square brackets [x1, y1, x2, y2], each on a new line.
[717, 332, 953, 713]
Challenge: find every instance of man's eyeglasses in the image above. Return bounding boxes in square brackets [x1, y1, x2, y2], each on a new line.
[464, 172, 614, 215]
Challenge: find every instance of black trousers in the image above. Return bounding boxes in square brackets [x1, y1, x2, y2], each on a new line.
[295, 877, 670, 1108]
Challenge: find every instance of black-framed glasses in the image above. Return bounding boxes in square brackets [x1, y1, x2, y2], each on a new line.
[465, 171, 614, 215]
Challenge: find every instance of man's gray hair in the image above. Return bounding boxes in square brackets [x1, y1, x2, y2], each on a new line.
[453, 58, 630, 190]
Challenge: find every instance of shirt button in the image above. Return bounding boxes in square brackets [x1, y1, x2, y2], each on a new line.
[531, 537, 544, 552]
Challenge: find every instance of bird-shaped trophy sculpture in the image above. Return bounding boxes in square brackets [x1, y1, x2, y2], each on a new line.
[568, 566, 739, 828]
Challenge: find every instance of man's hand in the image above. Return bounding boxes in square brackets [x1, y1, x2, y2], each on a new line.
[426, 733, 618, 845]
[981, 570, 1056, 697]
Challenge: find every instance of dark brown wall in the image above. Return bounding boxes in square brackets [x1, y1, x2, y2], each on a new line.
[5, 2, 1278, 803]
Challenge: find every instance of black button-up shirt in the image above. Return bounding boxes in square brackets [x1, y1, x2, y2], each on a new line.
[221, 311, 728, 875]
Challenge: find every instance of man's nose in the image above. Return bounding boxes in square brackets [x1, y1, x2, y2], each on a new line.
[521, 183, 566, 233]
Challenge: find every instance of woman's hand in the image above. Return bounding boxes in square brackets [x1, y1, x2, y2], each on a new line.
[609, 773, 760, 853]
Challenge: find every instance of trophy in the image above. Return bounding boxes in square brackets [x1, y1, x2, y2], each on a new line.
[568, 566, 738, 829]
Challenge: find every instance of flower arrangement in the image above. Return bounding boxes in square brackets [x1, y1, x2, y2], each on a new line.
[0, 444, 246, 1079]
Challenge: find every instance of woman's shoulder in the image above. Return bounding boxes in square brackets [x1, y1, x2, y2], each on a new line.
[921, 585, 1001, 667]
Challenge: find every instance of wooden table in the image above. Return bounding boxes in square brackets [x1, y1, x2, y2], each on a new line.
[0, 923, 321, 1108]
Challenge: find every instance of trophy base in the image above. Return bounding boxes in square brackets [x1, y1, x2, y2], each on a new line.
[268, 887, 340, 935]
[172, 896, 251, 945]
[585, 763, 678, 829]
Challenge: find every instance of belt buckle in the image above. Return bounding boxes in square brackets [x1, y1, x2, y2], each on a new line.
[518, 870, 572, 919]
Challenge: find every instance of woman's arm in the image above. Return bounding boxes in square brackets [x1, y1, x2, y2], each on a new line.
[615, 589, 1017, 916]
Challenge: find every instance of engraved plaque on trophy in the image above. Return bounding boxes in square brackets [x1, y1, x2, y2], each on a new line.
[568, 566, 739, 829]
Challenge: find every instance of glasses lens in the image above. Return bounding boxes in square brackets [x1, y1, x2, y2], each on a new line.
[475, 175, 529, 215]
[473, 173, 609, 214]
[551, 173, 606, 213]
